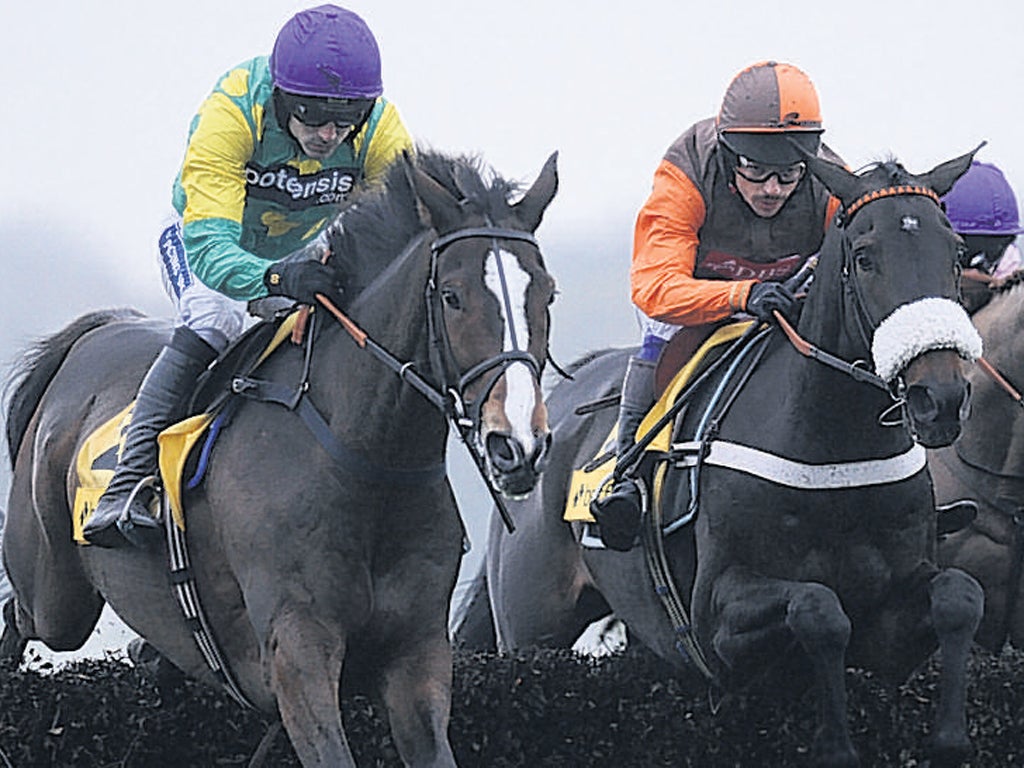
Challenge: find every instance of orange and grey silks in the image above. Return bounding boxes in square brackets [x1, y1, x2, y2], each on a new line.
[630, 117, 843, 328]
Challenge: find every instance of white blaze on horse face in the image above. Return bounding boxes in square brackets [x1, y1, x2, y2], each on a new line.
[484, 248, 538, 449]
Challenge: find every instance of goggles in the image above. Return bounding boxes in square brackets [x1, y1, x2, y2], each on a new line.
[278, 91, 374, 129]
[734, 156, 806, 185]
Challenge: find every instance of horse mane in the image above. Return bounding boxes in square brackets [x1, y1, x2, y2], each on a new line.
[854, 155, 917, 187]
[991, 267, 1024, 295]
[3, 308, 144, 466]
[561, 348, 622, 376]
[325, 146, 525, 297]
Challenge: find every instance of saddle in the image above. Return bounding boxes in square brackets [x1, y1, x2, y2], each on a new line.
[563, 321, 755, 525]
[71, 312, 303, 542]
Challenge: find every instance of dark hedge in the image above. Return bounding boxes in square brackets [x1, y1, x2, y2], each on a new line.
[1, 644, 1022, 767]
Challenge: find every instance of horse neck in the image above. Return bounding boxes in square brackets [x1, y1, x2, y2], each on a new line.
[785, 249, 908, 452]
[311, 243, 449, 464]
[956, 286, 1024, 477]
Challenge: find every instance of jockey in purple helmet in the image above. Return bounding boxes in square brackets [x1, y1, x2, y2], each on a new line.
[84, 5, 413, 548]
[942, 159, 1024, 313]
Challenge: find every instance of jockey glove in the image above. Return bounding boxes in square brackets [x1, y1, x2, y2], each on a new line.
[746, 280, 797, 322]
[264, 260, 343, 306]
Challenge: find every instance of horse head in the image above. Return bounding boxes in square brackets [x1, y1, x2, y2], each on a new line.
[802, 147, 984, 447]
[407, 152, 559, 497]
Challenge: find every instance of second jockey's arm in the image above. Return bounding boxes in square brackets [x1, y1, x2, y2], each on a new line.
[631, 160, 756, 326]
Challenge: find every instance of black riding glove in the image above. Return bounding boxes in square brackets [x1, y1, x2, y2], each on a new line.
[263, 260, 343, 306]
[746, 281, 797, 322]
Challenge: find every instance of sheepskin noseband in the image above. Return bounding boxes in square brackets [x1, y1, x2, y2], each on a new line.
[871, 297, 982, 383]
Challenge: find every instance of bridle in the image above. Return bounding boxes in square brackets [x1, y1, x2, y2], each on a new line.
[425, 224, 544, 431]
[316, 222, 547, 531]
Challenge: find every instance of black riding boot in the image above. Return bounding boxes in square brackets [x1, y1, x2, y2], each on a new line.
[83, 327, 216, 549]
[590, 355, 656, 551]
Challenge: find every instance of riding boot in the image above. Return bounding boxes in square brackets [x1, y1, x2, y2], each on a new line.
[83, 327, 216, 549]
[590, 355, 656, 551]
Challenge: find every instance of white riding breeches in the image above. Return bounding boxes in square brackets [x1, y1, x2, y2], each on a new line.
[157, 215, 248, 354]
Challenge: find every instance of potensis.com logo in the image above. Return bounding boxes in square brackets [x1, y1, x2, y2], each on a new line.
[245, 164, 356, 209]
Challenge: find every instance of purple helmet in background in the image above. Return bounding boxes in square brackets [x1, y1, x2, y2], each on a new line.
[270, 5, 383, 99]
[943, 160, 1024, 235]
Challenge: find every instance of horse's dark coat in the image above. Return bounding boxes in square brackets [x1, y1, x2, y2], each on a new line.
[456, 150, 986, 767]
[933, 273, 1024, 651]
[0, 149, 559, 768]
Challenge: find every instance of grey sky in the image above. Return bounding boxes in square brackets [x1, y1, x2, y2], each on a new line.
[4, 0, 1021, 337]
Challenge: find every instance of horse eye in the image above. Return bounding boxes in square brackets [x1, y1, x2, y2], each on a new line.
[440, 288, 462, 310]
[854, 250, 873, 271]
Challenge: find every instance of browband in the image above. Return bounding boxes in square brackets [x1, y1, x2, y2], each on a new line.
[839, 184, 942, 225]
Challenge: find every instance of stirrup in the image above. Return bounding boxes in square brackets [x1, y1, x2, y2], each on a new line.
[591, 475, 647, 552]
[115, 476, 163, 549]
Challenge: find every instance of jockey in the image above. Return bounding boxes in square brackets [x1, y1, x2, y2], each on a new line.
[84, 4, 413, 548]
[942, 159, 1024, 313]
[591, 61, 843, 551]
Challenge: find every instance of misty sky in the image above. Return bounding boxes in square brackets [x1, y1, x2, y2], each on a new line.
[5, 0, 1023, 359]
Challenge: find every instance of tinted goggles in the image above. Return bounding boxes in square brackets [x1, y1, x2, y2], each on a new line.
[279, 92, 374, 129]
[734, 156, 806, 185]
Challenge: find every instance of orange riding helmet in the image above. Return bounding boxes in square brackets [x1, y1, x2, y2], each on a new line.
[716, 61, 824, 166]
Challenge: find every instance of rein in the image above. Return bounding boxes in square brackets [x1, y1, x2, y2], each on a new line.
[313, 223, 546, 534]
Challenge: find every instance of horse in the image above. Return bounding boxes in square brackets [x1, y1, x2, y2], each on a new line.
[932, 270, 1024, 652]
[0, 148, 559, 767]
[454, 148, 987, 767]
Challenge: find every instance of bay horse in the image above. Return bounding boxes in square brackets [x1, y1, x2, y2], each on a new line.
[932, 269, 1024, 652]
[456, 149, 986, 767]
[0, 149, 558, 767]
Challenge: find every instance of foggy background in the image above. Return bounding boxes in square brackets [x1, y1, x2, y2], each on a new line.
[2, 0, 1022, 657]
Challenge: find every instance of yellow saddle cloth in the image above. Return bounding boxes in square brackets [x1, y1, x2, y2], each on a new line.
[563, 321, 753, 523]
[71, 314, 300, 543]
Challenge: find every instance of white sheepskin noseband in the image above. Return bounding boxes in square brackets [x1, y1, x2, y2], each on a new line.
[871, 297, 982, 382]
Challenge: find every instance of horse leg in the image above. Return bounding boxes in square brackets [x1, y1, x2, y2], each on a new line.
[926, 568, 983, 766]
[266, 614, 354, 767]
[378, 636, 457, 767]
[0, 598, 27, 662]
[706, 570, 858, 768]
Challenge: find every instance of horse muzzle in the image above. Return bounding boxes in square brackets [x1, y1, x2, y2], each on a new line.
[872, 297, 980, 448]
[482, 429, 552, 499]
[903, 361, 971, 448]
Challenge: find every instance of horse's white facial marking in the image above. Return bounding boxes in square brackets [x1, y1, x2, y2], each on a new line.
[901, 215, 920, 232]
[485, 248, 536, 447]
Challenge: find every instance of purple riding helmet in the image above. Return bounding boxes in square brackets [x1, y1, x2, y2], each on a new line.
[270, 4, 383, 99]
[943, 160, 1024, 236]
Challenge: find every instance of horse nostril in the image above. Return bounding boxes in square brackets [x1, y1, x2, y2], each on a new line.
[531, 432, 553, 472]
[905, 385, 938, 422]
[485, 432, 525, 471]
[959, 382, 972, 421]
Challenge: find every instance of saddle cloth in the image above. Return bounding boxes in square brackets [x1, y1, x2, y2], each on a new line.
[563, 321, 753, 523]
[71, 313, 301, 543]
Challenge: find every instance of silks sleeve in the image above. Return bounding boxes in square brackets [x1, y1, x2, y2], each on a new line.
[178, 90, 275, 301]
[631, 160, 754, 326]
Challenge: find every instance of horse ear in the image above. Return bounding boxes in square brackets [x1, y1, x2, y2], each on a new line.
[916, 141, 987, 197]
[802, 152, 865, 207]
[513, 152, 559, 232]
[404, 153, 464, 234]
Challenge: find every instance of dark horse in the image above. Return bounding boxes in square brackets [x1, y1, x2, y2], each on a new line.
[455, 149, 986, 767]
[932, 270, 1024, 652]
[0, 149, 558, 767]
